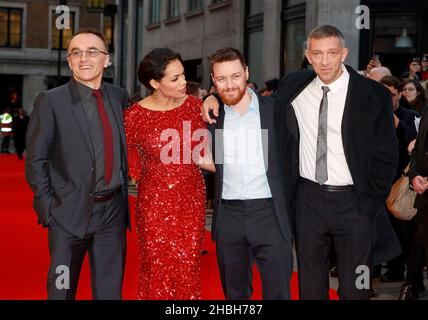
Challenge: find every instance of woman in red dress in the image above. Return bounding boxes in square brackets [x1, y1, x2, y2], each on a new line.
[124, 48, 214, 300]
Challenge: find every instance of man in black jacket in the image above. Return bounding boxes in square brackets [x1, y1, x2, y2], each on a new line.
[202, 25, 400, 300]
[207, 48, 293, 300]
[275, 25, 399, 300]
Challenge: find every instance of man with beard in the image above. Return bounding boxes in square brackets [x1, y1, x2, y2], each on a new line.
[203, 26, 400, 300]
[206, 47, 293, 300]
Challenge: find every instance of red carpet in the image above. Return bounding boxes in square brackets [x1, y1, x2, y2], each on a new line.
[0, 154, 338, 300]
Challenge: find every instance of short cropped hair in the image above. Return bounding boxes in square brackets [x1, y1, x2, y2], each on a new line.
[209, 47, 246, 74]
[66, 28, 108, 52]
[307, 25, 346, 48]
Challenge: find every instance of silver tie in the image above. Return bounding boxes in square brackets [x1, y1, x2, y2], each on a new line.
[315, 86, 330, 185]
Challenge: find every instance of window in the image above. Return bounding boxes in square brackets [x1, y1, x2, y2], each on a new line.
[51, 10, 76, 50]
[248, 0, 263, 16]
[244, 0, 264, 87]
[103, 15, 114, 52]
[188, 0, 203, 12]
[281, 1, 306, 75]
[0, 7, 23, 48]
[150, 0, 161, 24]
[168, 0, 180, 18]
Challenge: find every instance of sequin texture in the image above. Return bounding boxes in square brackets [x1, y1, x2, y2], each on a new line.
[124, 95, 206, 300]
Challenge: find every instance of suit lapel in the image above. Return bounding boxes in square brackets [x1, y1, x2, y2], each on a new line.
[215, 104, 226, 181]
[104, 84, 126, 150]
[341, 66, 372, 170]
[341, 72, 353, 167]
[69, 81, 95, 160]
[258, 96, 271, 173]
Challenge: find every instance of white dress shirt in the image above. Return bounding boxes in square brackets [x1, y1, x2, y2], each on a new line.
[291, 64, 354, 186]
[222, 88, 272, 199]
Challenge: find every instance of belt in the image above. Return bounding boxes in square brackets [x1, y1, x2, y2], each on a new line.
[221, 198, 273, 207]
[299, 177, 354, 192]
[93, 186, 122, 203]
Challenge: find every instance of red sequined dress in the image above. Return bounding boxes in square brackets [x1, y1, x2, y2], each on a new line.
[124, 95, 207, 300]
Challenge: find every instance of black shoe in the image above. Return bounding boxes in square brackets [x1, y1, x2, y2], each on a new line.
[398, 284, 419, 300]
[380, 272, 405, 283]
[330, 267, 338, 278]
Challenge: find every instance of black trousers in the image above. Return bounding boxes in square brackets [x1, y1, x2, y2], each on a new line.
[215, 199, 293, 300]
[412, 207, 428, 279]
[295, 178, 372, 300]
[46, 192, 127, 300]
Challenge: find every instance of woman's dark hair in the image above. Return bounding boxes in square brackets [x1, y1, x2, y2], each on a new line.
[402, 79, 427, 113]
[138, 48, 182, 90]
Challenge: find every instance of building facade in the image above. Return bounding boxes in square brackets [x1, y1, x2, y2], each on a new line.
[118, 0, 428, 95]
[0, 0, 117, 114]
[1, 0, 427, 113]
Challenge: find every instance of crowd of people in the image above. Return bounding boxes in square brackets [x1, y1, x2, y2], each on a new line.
[352, 53, 428, 300]
[21, 24, 428, 301]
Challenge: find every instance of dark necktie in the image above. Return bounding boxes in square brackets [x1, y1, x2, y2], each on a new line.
[315, 86, 330, 185]
[92, 89, 113, 185]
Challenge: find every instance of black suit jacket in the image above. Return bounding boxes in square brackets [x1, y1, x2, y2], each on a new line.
[274, 65, 401, 264]
[25, 80, 130, 238]
[394, 106, 418, 181]
[409, 107, 428, 209]
[208, 94, 293, 242]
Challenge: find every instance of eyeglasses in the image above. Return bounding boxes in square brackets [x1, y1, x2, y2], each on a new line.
[67, 49, 108, 59]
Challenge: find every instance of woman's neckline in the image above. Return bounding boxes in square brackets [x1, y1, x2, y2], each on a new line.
[136, 95, 189, 112]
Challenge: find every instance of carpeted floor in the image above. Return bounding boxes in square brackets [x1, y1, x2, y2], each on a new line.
[0, 154, 337, 300]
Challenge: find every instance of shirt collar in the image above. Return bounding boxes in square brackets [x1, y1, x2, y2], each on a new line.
[73, 78, 104, 101]
[224, 88, 259, 115]
[314, 64, 349, 95]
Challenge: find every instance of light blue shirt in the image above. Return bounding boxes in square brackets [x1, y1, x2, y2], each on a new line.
[222, 89, 272, 200]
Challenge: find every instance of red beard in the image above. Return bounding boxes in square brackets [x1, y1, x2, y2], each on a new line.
[218, 86, 246, 106]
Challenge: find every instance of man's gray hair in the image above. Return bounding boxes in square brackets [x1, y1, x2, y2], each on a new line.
[307, 25, 346, 48]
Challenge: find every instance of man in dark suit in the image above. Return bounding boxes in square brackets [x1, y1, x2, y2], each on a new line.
[207, 48, 293, 300]
[275, 25, 399, 299]
[25, 29, 130, 300]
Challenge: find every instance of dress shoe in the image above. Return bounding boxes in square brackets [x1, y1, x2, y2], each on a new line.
[398, 283, 419, 300]
[380, 272, 405, 283]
